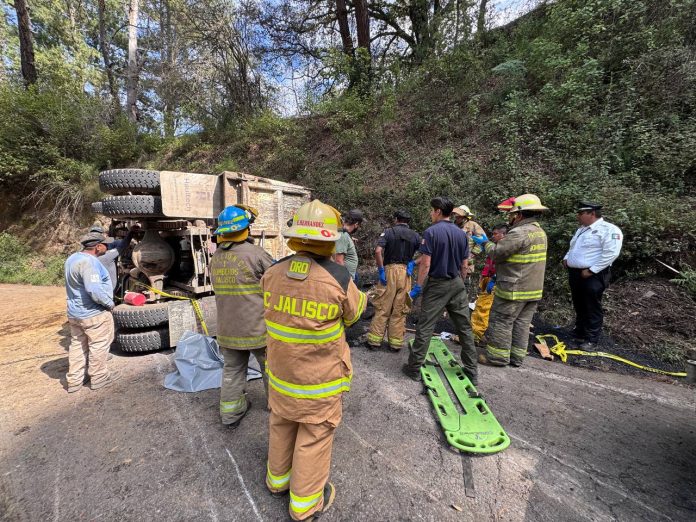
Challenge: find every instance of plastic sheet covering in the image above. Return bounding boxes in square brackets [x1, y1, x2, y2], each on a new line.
[164, 331, 262, 392]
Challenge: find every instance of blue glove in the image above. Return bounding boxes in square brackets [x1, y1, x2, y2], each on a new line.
[378, 266, 387, 286]
[406, 260, 416, 277]
[472, 233, 488, 246]
[409, 284, 422, 300]
[486, 279, 495, 294]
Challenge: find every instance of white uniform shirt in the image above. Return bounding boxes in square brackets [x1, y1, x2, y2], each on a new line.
[564, 218, 623, 273]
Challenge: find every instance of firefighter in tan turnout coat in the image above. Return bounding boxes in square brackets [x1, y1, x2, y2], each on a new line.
[262, 200, 366, 521]
[472, 194, 549, 367]
[210, 205, 274, 428]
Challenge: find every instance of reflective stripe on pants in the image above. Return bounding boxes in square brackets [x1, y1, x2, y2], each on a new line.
[267, 411, 336, 520]
[485, 296, 538, 365]
[367, 264, 410, 349]
[220, 347, 268, 424]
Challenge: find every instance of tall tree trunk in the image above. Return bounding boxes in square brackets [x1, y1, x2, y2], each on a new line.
[126, 0, 140, 122]
[408, 0, 431, 65]
[14, 0, 37, 86]
[476, 0, 489, 43]
[353, 0, 371, 94]
[354, 0, 370, 52]
[161, 0, 175, 137]
[98, 0, 119, 114]
[335, 0, 354, 57]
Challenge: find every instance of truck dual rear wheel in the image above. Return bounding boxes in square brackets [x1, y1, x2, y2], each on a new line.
[99, 169, 161, 195]
[101, 195, 163, 217]
[115, 328, 170, 353]
[113, 303, 169, 329]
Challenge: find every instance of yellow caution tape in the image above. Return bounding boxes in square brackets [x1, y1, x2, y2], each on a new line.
[535, 334, 687, 378]
[134, 282, 209, 336]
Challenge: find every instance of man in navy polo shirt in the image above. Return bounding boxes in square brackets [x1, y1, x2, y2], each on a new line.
[402, 197, 478, 385]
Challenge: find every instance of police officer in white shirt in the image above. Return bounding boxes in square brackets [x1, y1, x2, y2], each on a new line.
[563, 202, 623, 349]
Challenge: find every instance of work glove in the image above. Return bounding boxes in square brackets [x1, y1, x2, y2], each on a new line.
[409, 284, 422, 300]
[406, 260, 416, 277]
[485, 279, 495, 294]
[378, 266, 387, 286]
[471, 233, 488, 246]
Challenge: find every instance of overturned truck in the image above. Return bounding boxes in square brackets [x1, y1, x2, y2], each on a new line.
[93, 169, 311, 353]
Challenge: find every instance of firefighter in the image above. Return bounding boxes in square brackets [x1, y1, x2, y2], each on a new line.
[366, 209, 421, 351]
[473, 194, 549, 367]
[210, 205, 274, 428]
[451, 204, 485, 278]
[262, 200, 366, 521]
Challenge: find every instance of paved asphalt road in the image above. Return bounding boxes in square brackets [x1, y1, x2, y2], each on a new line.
[0, 284, 695, 521]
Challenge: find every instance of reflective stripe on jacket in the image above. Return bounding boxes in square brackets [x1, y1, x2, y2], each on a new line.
[261, 253, 366, 424]
[484, 218, 547, 301]
[211, 241, 274, 349]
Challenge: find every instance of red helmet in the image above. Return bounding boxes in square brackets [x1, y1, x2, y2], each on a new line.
[497, 197, 515, 212]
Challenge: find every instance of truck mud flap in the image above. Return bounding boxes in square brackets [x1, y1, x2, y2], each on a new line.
[420, 338, 510, 454]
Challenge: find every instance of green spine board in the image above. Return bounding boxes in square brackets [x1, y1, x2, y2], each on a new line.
[420, 338, 511, 454]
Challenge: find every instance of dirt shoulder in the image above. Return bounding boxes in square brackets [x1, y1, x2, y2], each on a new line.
[0, 284, 694, 521]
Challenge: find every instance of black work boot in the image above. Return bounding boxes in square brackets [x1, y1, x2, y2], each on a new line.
[401, 364, 422, 382]
[226, 401, 252, 429]
[310, 482, 336, 520]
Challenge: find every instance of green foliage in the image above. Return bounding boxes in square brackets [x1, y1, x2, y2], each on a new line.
[0, 233, 64, 285]
[0, 83, 155, 212]
[671, 266, 696, 300]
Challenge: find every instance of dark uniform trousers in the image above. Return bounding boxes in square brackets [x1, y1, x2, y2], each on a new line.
[568, 267, 611, 343]
[406, 277, 478, 384]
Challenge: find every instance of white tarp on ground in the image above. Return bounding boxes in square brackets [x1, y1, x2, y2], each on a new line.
[164, 331, 262, 392]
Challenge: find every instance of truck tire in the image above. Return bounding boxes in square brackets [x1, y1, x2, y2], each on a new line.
[91, 201, 103, 214]
[116, 328, 170, 353]
[113, 303, 169, 329]
[99, 169, 161, 195]
[101, 195, 163, 217]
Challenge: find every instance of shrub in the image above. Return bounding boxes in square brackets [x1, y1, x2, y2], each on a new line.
[0, 233, 64, 285]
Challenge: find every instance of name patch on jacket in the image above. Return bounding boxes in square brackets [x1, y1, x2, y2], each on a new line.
[287, 256, 311, 280]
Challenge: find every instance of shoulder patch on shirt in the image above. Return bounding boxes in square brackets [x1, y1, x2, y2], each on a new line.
[287, 256, 312, 280]
[611, 233, 621, 240]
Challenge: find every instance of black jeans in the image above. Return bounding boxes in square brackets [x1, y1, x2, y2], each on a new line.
[568, 267, 611, 343]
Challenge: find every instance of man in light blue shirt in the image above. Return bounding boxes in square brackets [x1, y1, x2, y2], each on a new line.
[563, 201, 623, 349]
[64, 232, 119, 393]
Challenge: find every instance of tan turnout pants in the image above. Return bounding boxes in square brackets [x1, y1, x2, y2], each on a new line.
[220, 347, 268, 424]
[266, 411, 336, 521]
[367, 264, 411, 349]
[485, 297, 538, 365]
[66, 311, 115, 388]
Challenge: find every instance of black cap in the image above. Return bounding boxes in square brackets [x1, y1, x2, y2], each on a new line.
[80, 231, 107, 247]
[577, 201, 602, 212]
[393, 209, 411, 222]
[345, 209, 364, 224]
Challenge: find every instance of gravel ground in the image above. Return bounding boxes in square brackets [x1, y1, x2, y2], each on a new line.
[1, 284, 695, 521]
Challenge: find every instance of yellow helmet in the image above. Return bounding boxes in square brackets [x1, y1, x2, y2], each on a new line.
[509, 193, 549, 213]
[452, 205, 474, 218]
[283, 200, 341, 242]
